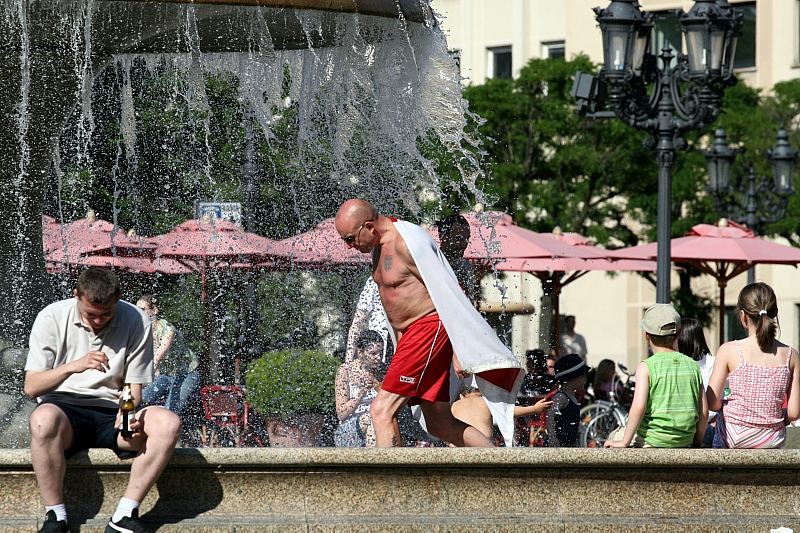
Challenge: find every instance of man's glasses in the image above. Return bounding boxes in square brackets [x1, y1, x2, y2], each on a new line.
[342, 220, 372, 244]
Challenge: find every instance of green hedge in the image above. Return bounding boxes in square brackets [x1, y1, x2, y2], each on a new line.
[245, 349, 339, 419]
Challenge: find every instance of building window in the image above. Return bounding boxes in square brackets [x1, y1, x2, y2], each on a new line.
[725, 306, 747, 342]
[732, 2, 756, 69]
[488, 46, 513, 79]
[650, 10, 683, 59]
[542, 40, 566, 60]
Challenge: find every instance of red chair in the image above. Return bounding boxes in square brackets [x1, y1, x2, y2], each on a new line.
[198, 385, 249, 447]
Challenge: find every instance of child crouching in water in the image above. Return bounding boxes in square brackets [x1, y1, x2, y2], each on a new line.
[546, 353, 590, 447]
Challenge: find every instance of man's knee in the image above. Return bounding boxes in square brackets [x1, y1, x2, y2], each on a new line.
[369, 398, 389, 424]
[140, 406, 181, 440]
[370, 397, 398, 427]
[29, 404, 69, 442]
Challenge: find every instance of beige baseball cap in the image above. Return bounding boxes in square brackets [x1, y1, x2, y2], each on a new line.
[641, 304, 681, 335]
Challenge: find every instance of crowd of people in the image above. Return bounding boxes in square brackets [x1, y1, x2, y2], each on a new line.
[21, 198, 800, 531]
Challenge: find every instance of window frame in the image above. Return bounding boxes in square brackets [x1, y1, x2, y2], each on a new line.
[541, 40, 566, 60]
[487, 45, 513, 79]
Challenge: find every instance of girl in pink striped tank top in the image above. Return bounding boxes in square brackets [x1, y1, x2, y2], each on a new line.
[707, 282, 800, 449]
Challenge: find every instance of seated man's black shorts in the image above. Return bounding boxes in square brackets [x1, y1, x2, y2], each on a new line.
[37, 399, 137, 459]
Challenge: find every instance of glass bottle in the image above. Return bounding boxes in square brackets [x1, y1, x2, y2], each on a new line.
[120, 383, 135, 438]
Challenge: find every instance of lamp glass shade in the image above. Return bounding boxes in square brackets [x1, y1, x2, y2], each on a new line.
[706, 157, 732, 193]
[631, 28, 650, 74]
[603, 24, 633, 74]
[706, 129, 736, 194]
[772, 160, 795, 195]
[708, 29, 726, 70]
[724, 34, 738, 72]
[684, 25, 707, 74]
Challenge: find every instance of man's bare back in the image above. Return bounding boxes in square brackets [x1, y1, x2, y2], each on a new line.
[371, 221, 435, 333]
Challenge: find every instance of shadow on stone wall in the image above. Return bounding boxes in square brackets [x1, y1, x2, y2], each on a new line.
[140, 448, 224, 528]
[64, 452, 105, 528]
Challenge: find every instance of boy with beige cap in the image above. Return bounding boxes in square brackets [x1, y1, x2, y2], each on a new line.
[605, 304, 707, 448]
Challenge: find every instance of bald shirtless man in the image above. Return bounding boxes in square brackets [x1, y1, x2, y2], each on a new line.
[335, 199, 494, 447]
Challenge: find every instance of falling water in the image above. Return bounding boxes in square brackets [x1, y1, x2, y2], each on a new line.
[0, 0, 500, 447]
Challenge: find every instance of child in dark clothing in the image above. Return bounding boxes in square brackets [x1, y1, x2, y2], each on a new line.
[546, 353, 590, 447]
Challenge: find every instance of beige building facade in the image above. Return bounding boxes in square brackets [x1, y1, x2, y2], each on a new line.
[434, 0, 800, 368]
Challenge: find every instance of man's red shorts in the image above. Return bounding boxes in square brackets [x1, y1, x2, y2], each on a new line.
[382, 313, 452, 405]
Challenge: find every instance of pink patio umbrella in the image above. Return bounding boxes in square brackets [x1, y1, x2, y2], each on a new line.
[153, 217, 281, 384]
[42, 215, 62, 254]
[430, 212, 627, 353]
[43, 211, 156, 262]
[610, 219, 800, 346]
[493, 230, 657, 354]
[153, 218, 280, 299]
[43, 212, 160, 274]
[46, 253, 193, 275]
[265, 217, 370, 268]
[458, 212, 605, 262]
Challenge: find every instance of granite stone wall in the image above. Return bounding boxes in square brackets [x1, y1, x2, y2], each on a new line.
[1, 448, 798, 531]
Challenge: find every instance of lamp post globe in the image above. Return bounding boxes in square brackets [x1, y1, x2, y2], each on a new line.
[705, 129, 737, 195]
[705, 127, 798, 283]
[582, 0, 741, 303]
[768, 128, 798, 195]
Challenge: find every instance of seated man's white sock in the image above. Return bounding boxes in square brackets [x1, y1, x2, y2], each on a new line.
[112, 497, 140, 522]
[45, 503, 67, 522]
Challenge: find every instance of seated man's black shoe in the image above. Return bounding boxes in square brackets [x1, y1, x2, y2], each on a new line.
[104, 508, 151, 533]
[39, 510, 68, 533]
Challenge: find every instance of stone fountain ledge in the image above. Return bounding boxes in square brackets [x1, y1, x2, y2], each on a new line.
[1, 448, 799, 531]
[4, 445, 800, 467]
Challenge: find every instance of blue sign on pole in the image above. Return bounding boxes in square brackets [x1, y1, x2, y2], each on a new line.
[196, 202, 242, 224]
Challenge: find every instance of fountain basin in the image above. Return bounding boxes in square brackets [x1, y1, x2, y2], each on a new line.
[1, 447, 798, 530]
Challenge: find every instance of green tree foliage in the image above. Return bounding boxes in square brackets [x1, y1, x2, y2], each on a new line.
[461, 57, 800, 248]
[462, 55, 657, 246]
[461, 57, 800, 324]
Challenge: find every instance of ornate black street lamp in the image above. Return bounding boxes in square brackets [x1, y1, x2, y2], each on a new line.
[706, 127, 798, 282]
[572, 0, 741, 303]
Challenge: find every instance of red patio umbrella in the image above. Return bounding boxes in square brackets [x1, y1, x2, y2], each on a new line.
[610, 219, 800, 346]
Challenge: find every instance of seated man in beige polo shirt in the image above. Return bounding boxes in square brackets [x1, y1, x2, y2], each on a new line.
[24, 268, 180, 533]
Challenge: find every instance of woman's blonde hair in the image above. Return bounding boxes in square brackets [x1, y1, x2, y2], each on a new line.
[736, 282, 779, 352]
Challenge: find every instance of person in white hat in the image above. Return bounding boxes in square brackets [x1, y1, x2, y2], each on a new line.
[604, 304, 707, 448]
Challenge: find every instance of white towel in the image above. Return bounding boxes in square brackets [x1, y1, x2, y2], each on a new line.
[390, 220, 524, 446]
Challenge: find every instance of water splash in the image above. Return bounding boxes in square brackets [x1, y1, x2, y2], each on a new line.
[0, 1, 497, 448]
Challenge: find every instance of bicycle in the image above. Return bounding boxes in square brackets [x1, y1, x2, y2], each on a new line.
[579, 362, 635, 447]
